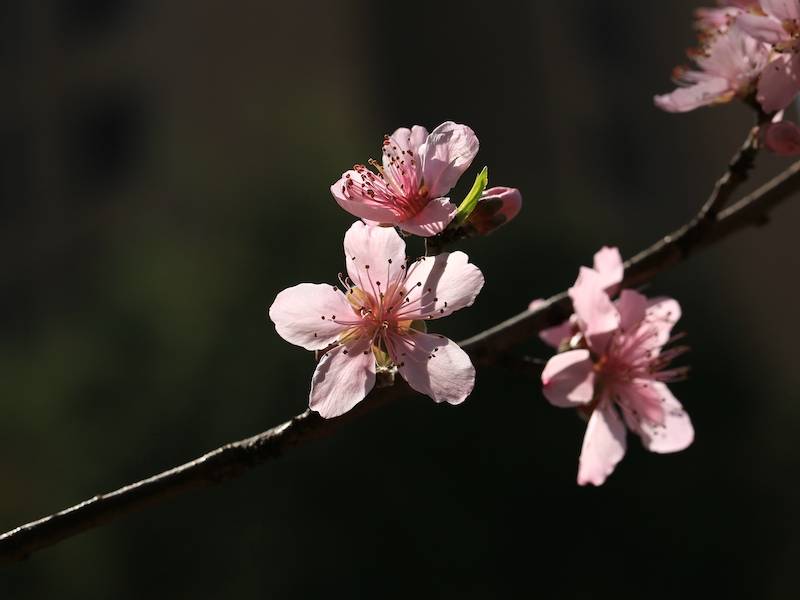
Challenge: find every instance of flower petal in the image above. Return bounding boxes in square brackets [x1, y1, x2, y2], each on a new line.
[398, 197, 457, 237]
[577, 401, 627, 486]
[393, 251, 484, 321]
[387, 125, 429, 158]
[530, 299, 575, 349]
[615, 380, 666, 426]
[626, 383, 694, 454]
[654, 76, 732, 113]
[421, 121, 480, 198]
[309, 339, 376, 418]
[269, 283, 354, 350]
[762, 0, 800, 21]
[758, 53, 800, 113]
[644, 296, 682, 350]
[616, 289, 648, 334]
[391, 331, 475, 404]
[593, 246, 624, 291]
[541, 349, 595, 407]
[736, 13, 792, 44]
[331, 170, 403, 224]
[569, 267, 620, 353]
[343, 221, 407, 292]
[539, 320, 575, 349]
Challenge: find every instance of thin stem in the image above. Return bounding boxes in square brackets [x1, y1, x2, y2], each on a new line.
[697, 112, 769, 222]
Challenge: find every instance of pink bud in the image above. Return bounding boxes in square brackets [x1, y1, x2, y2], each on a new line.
[762, 121, 800, 157]
[467, 186, 522, 235]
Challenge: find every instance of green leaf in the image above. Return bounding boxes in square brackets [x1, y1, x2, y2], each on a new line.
[454, 166, 488, 224]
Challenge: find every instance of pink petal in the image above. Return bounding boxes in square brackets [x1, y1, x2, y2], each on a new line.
[577, 402, 628, 486]
[569, 267, 620, 353]
[694, 7, 738, 31]
[736, 13, 792, 44]
[539, 320, 575, 349]
[654, 76, 732, 113]
[421, 121, 480, 198]
[531, 298, 576, 349]
[761, 0, 800, 20]
[343, 221, 407, 292]
[309, 340, 376, 418]
[382, 127, 425, 199]
[331, 170, 402, 224]
[393, 251, 484, 321]
[628, 383, 694, 454]
[269, 283, 353, 351]
[616, 380, 666, 427]
[387, 125, 429, 158]
[392, 331, 475, 404]
[615, 289, 648, 334]
[541, 349, 596, 407]
[758, 53, 800, 113]
[644, 296, 682, 350]
[593, 246, 624, 291]
[398, 197, 457, 237]
[762, 120, 800, 155]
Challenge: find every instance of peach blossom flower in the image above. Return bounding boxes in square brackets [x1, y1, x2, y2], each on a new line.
[269, 222, 484, 418]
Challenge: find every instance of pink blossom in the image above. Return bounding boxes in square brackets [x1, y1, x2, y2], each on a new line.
[738, 0, 800, 111]
[655, 23, 770, 112]
[540, 266, 693, 486]
[269, 221, 484, 418]
[695, 0, 759, 33]
[331, 122, 479, 237]
[530, 246, 624, 349]
[465, 186, 523, 235]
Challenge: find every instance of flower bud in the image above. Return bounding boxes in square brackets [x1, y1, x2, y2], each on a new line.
[466, 186, 522, 235]
[762, 121, 800, 156]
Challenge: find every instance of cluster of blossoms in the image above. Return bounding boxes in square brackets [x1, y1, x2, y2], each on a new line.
[271, 122, 519, 418]
[268, 121, 693, 486]
[656, 0, 800, 155]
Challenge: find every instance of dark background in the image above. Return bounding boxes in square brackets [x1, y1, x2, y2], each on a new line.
[2, 1, 798, 597]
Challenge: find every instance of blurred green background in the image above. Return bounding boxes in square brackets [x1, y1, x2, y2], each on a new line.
[2, 0, 799, 597]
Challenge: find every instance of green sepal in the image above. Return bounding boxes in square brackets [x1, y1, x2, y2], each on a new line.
[454, 166, 488, 224]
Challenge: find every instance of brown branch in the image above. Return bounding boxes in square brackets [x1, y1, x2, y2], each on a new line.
[696, 115, 766, 222]
[2, 157, 800, 565]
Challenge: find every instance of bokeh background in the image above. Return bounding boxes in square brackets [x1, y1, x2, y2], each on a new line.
[2, 1, 799, 597]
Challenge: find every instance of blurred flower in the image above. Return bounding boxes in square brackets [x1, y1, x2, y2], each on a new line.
[530, 246, 623, 349]
[539, 258, 692, 486]
[738, 0, 800, 111]
[331, 122, 479, 237]
[464, 186, 523, 235]
[269, 221, 484, 418]
[695, 0, 759, 33]
[655, 22, 771, 112]
[762, 119, 800, 154]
